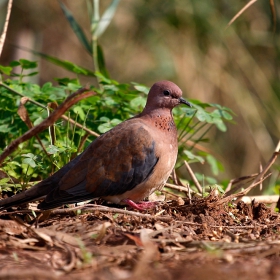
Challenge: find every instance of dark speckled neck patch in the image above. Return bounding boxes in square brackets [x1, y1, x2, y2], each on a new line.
[154, 115, 176, 132]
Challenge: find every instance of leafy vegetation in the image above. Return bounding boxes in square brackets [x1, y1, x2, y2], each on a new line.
[0, 1, 233, 194]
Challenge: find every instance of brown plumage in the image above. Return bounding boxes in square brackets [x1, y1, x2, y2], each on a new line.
[0, 81, 191, 210]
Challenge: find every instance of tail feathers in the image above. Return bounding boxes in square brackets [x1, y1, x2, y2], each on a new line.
[0, 148, 85, 210]
[0, 180, 53, 210]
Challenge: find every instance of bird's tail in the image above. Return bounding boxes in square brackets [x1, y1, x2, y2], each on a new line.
[0, 152, 84, 210]
[0, 179, 54, 210]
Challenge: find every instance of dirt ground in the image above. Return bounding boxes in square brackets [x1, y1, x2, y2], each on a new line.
[0, 191, 280, 280]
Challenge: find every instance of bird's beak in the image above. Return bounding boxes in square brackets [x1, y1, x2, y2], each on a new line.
[179, 97, 192, 107]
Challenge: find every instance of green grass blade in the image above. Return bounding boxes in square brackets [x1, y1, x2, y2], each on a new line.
[34, 50, 95, 76]
[59, 1, 92, 54]
[93, 0, 120, 38]
[97, 44, 109, 78]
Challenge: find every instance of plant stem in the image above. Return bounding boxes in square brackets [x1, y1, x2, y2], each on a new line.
[91, 0, 101, 86]
[0, 0, 13, 57]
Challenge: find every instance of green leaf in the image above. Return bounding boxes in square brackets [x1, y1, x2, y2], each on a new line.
[195, 108, 212, 122]
[133, 83, 149, 94]
[34, 117, 44, 126]
[59, 1, 92, 54]
[19, 59, 38, 69]
[25, 50, 95, 76]
[47, 145, 60, 155]
[130, 96, 146, 109]
[22, 153, 36, 158]
[9, 61, 21, 67]
[211, 109, 233, 121]
[211, 118, 227, 131]
[93, 0, 121, 38]
[206, 154, 219, 176]
[54, 77, 79, 85]
[0, 178, 10, 184]
[98, 118, 121, 133]
[22, 157, 36, 168]
[73, 106, 85, 121]
[0, 124, 11, 133]
[183, 150, 205, 163]
[0, 65, 12, 75]
[97, 44, 109, 78]
[214, 184, 225, 194]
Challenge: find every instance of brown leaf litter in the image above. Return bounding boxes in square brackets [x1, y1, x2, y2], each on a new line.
[0, 191, 280, 280]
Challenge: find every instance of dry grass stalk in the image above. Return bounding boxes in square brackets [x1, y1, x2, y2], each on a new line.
[213, 140, 280, 206]
[184, 160, 203, 193]
[0, 0, 13, 57]
[226, 0, 258, 29]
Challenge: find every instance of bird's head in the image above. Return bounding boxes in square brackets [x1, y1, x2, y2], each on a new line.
[144, 81, 191, 112]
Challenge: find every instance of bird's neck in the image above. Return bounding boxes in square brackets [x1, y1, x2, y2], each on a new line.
[139, 108, 176, 133]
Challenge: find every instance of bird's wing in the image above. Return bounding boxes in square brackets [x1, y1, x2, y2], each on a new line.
[39, 120, 158, 209]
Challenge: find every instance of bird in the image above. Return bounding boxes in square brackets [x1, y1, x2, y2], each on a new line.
[0, 81, 191, 211]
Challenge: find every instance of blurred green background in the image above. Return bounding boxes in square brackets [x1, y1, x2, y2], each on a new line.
[0, 0, 279, 192]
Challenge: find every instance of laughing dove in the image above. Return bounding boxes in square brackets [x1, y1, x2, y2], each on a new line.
[0, 81, 191, 210]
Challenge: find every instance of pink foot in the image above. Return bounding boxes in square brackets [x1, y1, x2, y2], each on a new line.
[122, 199, 157, 211]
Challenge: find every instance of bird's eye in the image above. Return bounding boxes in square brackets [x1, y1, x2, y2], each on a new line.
[163, 90, 170, 96]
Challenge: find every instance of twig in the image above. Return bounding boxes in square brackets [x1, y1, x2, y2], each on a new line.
[241, 195, 279, 204]
[0, 87, 96, 165]
[0, 204, 172, 222]
[52, 204, 172, 222]
[213, 141, 280, 206]
[0, 82, 47, 110]
[164, 183, 194, 194]
[0, 0, 13, 57]
[259, 163, 263, 190]
[225, 173, 258, 194]
[226, 0, 258, 29]
[161, 190, 182, 199]
[214, 173, 271, 207]
[184, 160, 202, 193]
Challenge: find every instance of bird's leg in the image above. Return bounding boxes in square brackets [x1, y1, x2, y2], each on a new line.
[122, 199, 157, 211]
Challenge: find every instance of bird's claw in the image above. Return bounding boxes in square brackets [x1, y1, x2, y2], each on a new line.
[122, 199, 157, 211]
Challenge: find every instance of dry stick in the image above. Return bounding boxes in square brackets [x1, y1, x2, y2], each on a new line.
[164, 182, 194, 194]
[226, 0, 258, 29]
[217, 173, 271, 206]
[0, 204, 172, 222]
[0, 87, 96, 165]
[51, 205, 172, 222]
[241, 195, 279, 204]
[214, 141, 280, 207]
[225, 173, 258, 193]
[161, 190, 182, 199]
[0, 0, 13, 57]
[259, 162, 263, 190]
[184, 160, 202, 193]
[18, 97, 49, 157]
